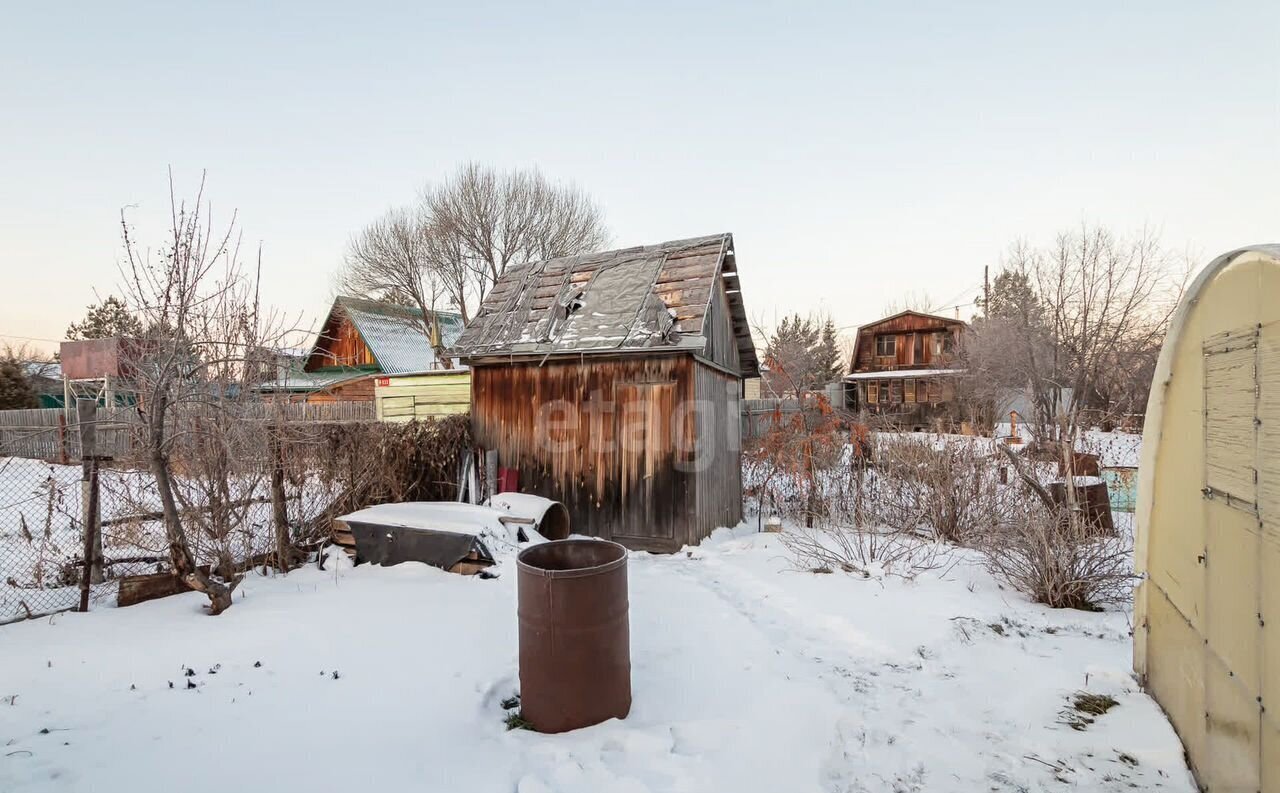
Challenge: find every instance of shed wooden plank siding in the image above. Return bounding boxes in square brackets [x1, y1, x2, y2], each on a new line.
[456, 233, 757, 553]
[471, 356, 698, 551]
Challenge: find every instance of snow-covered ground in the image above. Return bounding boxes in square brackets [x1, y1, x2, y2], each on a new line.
[0, 524, 1193, 793]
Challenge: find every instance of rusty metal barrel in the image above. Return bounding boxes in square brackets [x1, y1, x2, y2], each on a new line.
[517, 539, 631, 733]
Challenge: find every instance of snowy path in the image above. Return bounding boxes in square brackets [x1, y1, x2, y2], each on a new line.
[0, 529, 1195, 793]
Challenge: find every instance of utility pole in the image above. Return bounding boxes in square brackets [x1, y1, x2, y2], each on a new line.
[983, 265, 990, 316]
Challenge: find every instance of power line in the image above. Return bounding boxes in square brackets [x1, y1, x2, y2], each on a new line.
[0, 331, 64, 344]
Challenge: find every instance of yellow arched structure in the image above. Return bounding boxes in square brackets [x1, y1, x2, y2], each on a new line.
[1136, 245, 1280, 791]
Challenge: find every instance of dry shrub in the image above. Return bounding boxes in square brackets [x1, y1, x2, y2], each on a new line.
[977, 504, 1134, 610]
[779, 522, 952, 580]
[742, 394, 845, 527]
[296, 415, 472, 535]
[869, 436, 1012, 543]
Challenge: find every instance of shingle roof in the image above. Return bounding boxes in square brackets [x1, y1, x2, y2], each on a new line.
[308, 296, 465, 375]
[452, 233, 758, 375]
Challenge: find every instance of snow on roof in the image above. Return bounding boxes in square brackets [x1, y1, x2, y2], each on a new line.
[254, 370, 362, 393]
[338, 297, 464, 375]
[452, 234, 760, 376]
[21, 361, 61, 380]
[843, 368, 964, 381]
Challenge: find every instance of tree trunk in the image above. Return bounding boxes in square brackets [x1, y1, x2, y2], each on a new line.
[148, 393, 240, 615]
[269, 426, 291, 573]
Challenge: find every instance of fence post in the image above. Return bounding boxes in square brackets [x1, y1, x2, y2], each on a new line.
[57, 412, 68, 465]
[77, 399, 104, 607]
[485, 449, 499, 502]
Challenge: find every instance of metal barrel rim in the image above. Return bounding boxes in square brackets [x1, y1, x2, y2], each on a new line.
[516, 539, 628, 579]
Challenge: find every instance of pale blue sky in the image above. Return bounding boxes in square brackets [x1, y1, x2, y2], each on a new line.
[2, 1, 1277, 352]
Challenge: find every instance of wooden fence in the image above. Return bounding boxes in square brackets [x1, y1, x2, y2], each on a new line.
[0, 402, 376, 461]
[740, 398, 804, 440]
[6, 398, 817, 457]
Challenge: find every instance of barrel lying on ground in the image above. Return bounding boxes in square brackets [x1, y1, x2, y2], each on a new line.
[517, 539, 631, 733]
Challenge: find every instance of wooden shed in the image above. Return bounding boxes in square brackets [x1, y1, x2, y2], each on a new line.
[1135, 245, 1280, 792]
[452, 233, 759, 553]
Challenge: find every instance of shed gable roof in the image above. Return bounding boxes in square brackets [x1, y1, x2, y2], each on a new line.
[305, 296, 464, 375]
[452, 233, 759, 377]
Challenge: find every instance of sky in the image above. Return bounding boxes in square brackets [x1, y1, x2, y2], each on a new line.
[2, 0, 1277, 355]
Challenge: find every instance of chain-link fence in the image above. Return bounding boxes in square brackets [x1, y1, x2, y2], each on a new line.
[0, 435, 111, 622]
[2, 405, 468, 625]
[0, 406, 360, 624]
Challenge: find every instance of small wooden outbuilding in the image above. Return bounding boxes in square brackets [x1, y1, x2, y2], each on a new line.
[452, 233, 759, 553]
[1135, 245, 1280, 792]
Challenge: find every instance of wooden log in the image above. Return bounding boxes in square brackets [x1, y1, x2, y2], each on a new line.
[117, 572, 192, 607]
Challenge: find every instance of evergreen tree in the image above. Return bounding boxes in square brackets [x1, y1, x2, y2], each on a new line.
[985, 269, 1040, 326]
[764, 314, 844, 396]
[0, 355, 38, 409]
[66, 296, 144, 340]
[814, 319, 844, 383]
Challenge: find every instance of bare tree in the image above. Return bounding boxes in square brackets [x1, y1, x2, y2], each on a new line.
[427, 163, 610, 304]
[960, 224, 1186, 444]
[882, 290, 936, 316]
[338, 207, 454, 361]
[340, 163, 609, 327]
[118, 171, 293, 615]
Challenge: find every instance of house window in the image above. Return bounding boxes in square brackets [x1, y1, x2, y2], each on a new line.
[913, 333, 924, 363]
[879, 381, 889, 403]
[904, 379, 916, 403]
[876, 334, 897, 357]
[865, 380, 878, 404]
[890, 379, 904, 403]
[932, 331, 953, 358]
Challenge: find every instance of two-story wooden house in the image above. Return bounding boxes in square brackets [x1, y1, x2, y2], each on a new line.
[843, 310, 966, 429]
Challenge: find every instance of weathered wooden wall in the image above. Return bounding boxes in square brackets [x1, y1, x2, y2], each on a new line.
[693, 362, 744, 536]
[472, 353, 743, 552]
[302, 375, 375, 403]
[305, 315, 376, 372]
[700, 278, 741, 375]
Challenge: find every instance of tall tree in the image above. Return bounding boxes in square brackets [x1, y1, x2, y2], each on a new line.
[763, 314, 844, 397]
[0, 349, 38, 409]
[338, 207, 455, 362]
[814, 319, 844, 383]
[984, 267, 1040, 324]
[66, 295, 144, 340]
[339, 163, 610, 326]
[119, 171, 297, 615]
[882, 290, 935, 316]
[959, 224, 1185, 441]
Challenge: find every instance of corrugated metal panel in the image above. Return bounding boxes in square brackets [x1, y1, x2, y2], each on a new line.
[344, 302, 461, 375]
[305, 296, 463, 375]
